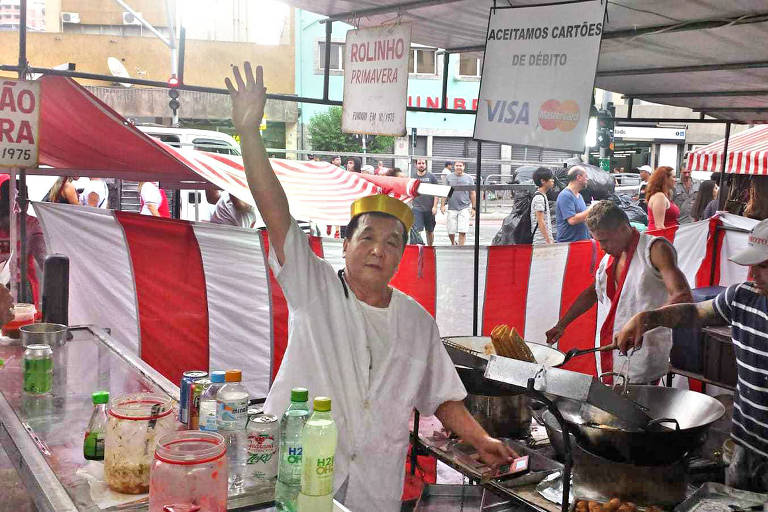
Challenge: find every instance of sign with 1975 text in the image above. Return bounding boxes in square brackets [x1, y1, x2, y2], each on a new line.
[0, 80, 40, 168]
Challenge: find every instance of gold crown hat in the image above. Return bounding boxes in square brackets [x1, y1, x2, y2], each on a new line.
[350, 194, 414, 232]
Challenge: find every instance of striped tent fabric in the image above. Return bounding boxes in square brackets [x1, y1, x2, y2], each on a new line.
[687, 125, 768, 175]
[159, 146, 419, 227]
[33, 202, 746, 398]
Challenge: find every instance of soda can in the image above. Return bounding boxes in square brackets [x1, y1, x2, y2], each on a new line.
[189, 378, 210, 430]
[246, 413, 279, 484]
[179, 370, 207, 425]
[23, 344, 53, 395]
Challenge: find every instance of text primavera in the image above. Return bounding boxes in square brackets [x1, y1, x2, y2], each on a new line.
[349, 68, 400, 84]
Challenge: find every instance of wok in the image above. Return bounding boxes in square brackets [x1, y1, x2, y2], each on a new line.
[555, 385, 726, 465]
[442, 336, 567, 396]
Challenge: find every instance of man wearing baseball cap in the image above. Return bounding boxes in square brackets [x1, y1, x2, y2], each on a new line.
[225, 61, 514, 512]
[636, 164, 653, 201]
[615, 218, 768, 492]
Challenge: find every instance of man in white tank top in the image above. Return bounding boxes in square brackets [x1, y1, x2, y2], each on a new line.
[546, 201, 692, 383]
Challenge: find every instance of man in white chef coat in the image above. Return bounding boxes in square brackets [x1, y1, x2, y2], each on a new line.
[226, 62, 514, 512]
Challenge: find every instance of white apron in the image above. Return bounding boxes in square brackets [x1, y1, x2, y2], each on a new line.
[595, 234, 677, 383]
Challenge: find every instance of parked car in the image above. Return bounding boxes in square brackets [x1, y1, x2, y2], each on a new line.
[137, 126, 241, 221]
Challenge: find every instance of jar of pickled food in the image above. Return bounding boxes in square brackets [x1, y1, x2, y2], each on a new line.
[104, 393, 176, 494]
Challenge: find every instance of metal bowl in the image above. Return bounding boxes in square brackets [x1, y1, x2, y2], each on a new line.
[555, 385, 726, 465]
[444, 336, 566, 367]
[443, 336, 566, 396]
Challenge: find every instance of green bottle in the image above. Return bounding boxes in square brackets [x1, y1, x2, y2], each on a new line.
[84, 391, 109, 460]
[275, 387, 310, 511]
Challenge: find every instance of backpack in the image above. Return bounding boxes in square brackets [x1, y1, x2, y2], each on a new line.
[492, 191, 545, 245]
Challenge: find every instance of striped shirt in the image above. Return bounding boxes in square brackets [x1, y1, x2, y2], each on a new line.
[713, 283, 768, 460]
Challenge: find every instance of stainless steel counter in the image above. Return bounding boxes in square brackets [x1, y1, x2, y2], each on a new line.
[0, 326, 274, 512]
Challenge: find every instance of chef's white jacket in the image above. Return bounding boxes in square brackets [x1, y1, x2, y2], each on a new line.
[264, 220, 467, 512]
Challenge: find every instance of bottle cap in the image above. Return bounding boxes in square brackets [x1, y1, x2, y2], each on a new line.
[225, 369, 242, 382]
[290, 387, 309, 402]
[210, 371, 226, 383]
[92, 391, 109, 404]
[314, 396, 331, 412]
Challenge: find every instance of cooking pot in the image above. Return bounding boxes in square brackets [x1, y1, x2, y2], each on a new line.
[535, 407, 577, 462]
[555, 385, 726, 465]
[464, 394, 532, 438]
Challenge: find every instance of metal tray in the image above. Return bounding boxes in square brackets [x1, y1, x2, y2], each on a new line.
[674, 483, 768, 512]
[414, 484, 518, 512]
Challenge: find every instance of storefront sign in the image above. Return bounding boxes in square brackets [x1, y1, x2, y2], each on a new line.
[474, 1, 605, 152]
[0, 80, 40, 168]
[342, 23, 411, 136]
[614, 126, 686, 141]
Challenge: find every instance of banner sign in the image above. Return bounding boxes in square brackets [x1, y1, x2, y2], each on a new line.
[0, 80, 40, 168]
[342, 23, 411, 137]
[474, 1, 605, 152]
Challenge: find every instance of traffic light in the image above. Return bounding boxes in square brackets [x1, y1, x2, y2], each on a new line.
[596, 109, 614, 152]
[168, 75, 180, 115]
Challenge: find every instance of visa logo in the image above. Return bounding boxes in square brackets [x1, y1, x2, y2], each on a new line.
[485, 100, 530, 125]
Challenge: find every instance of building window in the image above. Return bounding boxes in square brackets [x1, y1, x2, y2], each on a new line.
[319, 41, 344, 71]
[458, 54, 482, 78]
[409, 48, 437, 75]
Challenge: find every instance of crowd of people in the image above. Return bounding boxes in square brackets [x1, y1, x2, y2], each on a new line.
[305, 153, 477, 246]
[524, 162, 723, 247]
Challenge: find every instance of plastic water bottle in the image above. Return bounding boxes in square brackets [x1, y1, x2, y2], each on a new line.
[199, 370, 226, 432]
[297, 397, 337, 512]
[275, 388, 310, 512]
[217, 369, 249, 493]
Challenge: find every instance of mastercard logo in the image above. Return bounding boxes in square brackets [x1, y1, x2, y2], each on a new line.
[538, 100, 580, 132]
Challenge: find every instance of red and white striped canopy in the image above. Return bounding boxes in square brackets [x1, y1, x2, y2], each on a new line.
[32, 75, 419, 226]
[687, 125, 768, 175]
[162, 146, 419, 226]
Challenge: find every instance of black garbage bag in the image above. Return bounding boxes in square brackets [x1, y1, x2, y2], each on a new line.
[492, 193, 538, 245]
[554, 163, 615, 203]
[610, 193, 648, 226]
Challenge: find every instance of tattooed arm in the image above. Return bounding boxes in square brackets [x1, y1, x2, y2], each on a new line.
[614, 299, 728, 354]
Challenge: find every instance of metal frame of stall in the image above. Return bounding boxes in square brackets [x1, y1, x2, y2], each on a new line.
[2, 0, 753, 508]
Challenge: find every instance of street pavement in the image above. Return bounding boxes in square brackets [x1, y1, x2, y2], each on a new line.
[425, 205, 509, 247]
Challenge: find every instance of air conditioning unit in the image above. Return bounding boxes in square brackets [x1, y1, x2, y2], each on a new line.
[122, 12, 142, 25]
[61, 12, 80, 23]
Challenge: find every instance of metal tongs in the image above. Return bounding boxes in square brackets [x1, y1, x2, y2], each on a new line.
[562, 342, 618, 364]
[598, 346, 637, 397]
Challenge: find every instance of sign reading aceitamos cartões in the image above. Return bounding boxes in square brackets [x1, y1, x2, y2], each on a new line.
[342, 23, 411, 137]
[474, 0, 605, 152]
[0, 80, 40, 168]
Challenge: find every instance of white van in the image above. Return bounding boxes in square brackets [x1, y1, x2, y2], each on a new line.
[137, 126, 241, 221]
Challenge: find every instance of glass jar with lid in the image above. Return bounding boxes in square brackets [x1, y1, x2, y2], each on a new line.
[104, 393, 176, 494]
[149, 430, 227, 512]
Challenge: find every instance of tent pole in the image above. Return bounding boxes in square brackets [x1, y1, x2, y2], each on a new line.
[323, 21, 332, 102]
[473, 142, 482, 336]
[17, 0, 29, 303]
[718, 122, 731, 210]
[441, 52, 450, 109]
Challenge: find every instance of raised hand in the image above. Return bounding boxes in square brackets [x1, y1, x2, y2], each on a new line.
[225, 62, 266, 135]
